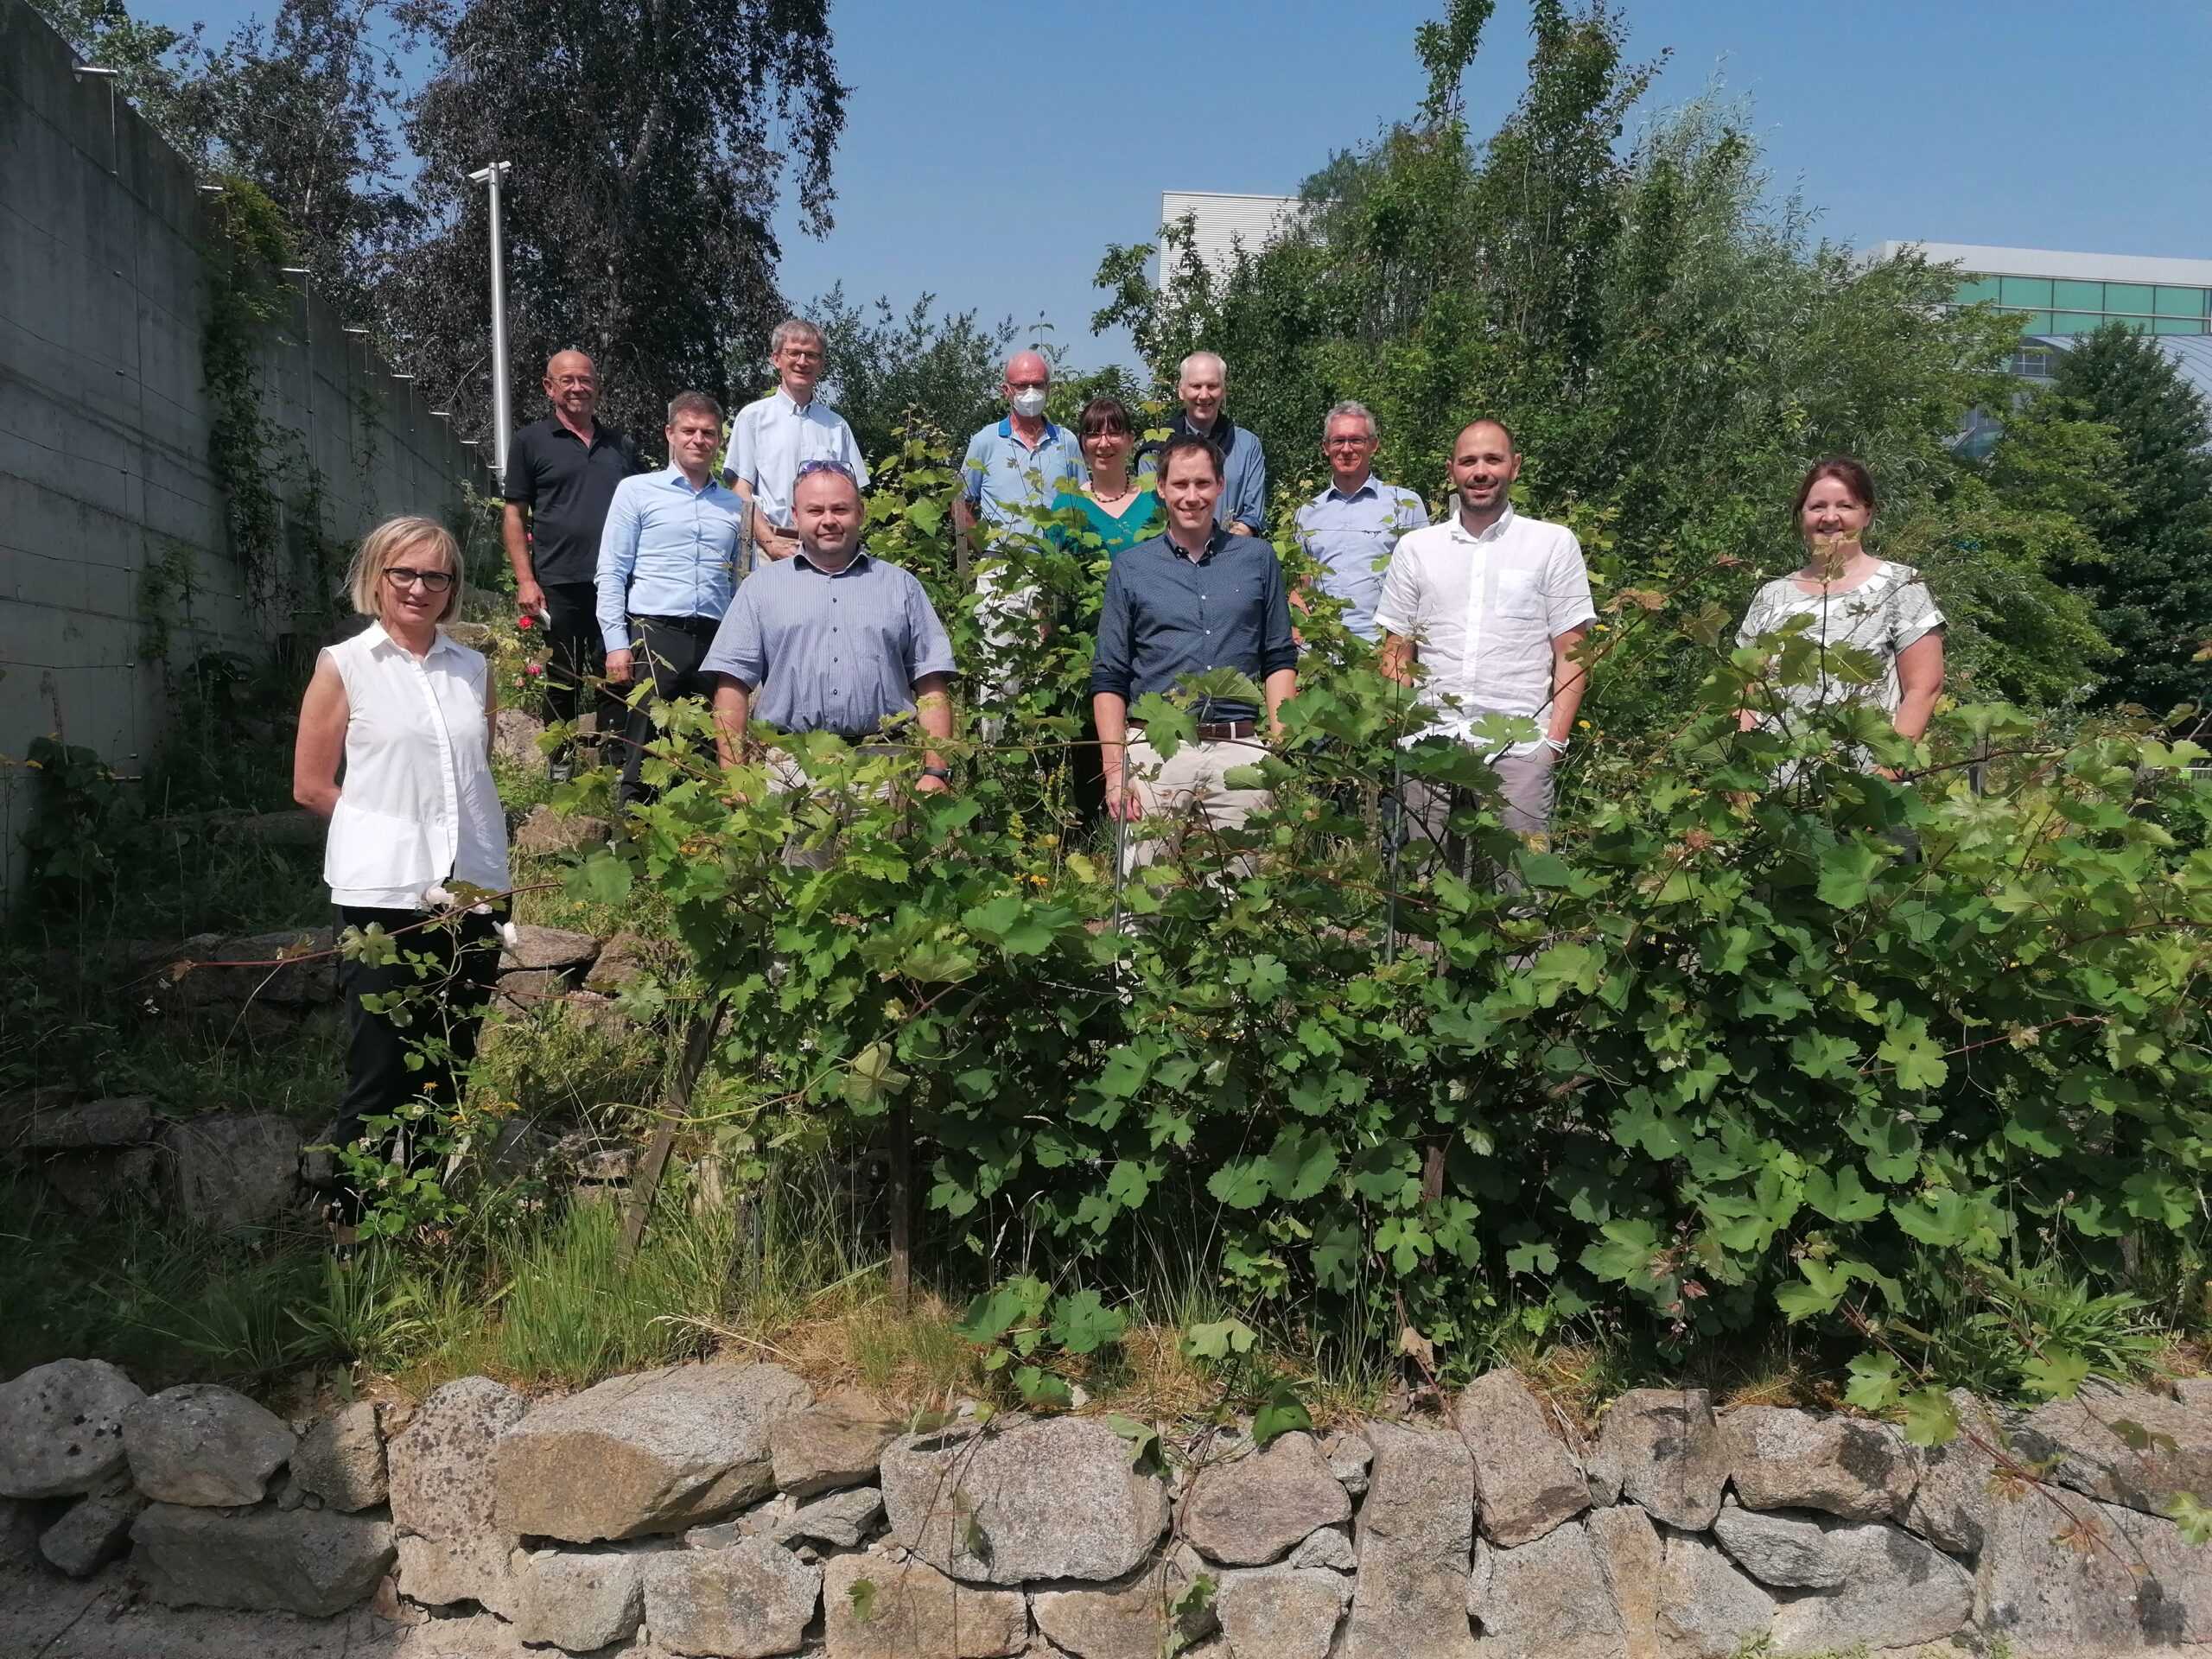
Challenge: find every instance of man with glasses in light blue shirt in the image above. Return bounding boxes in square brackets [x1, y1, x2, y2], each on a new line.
[1293, 401, 1428, 644]
[598, 391, 747, 808]
[723, 317, 869, 563]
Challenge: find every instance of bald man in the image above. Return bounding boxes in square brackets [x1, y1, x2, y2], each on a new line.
[955, 350, 1087, 707]
[955, 350, 1086, 556]
[503, 350, 641, 779]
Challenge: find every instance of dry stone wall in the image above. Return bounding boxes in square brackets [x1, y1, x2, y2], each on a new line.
[4, 1355, 2211, 1656]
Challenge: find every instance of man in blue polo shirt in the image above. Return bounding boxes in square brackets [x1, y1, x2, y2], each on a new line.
[955, 349, 1086, 705]
[1292, 401, 1428, 644]
[596, 391, 746, 809]
[1091, 435, 1298, 873]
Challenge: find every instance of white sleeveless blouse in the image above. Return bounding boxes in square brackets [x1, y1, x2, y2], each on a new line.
[321, 623, 511, 909]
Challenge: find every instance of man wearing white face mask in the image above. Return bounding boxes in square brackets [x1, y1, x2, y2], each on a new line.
[955, 350, 1087, 712]
[955, 350, 1086, 556]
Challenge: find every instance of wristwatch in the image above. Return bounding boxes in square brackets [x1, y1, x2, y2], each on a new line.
[919, 766, 954, 784]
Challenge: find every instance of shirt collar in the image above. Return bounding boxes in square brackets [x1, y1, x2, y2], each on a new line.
[997, 416, 1064, 447]
[1450, 503, 1518, 543]
[774, 386, 817, 416]
[1321, 476, 1378, 504]
[793, 545, 873, 576]
[365, 620, 458, 659]
[660, 463, 720, 494]
[1157, 524, 1228, 565]
[1172, 410, 1236, 457]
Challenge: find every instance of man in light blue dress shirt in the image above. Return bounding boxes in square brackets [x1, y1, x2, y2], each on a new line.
[1292, 401, 1429, 644]
[597, 391, 746, 808]
[722, 317, 869, 563]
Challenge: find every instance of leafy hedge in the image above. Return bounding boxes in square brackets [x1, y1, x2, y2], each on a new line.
[560, 442, 2212, 1386]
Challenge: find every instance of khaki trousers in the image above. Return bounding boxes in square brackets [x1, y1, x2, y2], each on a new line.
[1398, 745, 1556, 885]
[766, 743, 900, 871]
[1122, 735, 1272, 875]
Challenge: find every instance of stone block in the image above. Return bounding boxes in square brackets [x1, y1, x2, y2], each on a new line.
[880, 1417, 1168, 1586]
[494, 1362, 810, 1541]
[123, 1383, 295, 1507]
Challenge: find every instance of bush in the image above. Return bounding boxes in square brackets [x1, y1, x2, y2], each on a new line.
[568, 443, 2212, 1392]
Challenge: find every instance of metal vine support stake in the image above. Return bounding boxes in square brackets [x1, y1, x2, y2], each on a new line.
[1383, 758, 1403, 964]
[1110, 808, 1129, 968]
[888, 1101, 914, 1313]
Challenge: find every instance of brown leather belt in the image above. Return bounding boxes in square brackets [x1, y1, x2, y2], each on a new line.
[1193, 720, 1255, 741]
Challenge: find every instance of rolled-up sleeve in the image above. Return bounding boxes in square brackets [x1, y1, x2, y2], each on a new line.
[1090, 563, 1134, 700]
[959, 431, 989, 508]
[904, 575, 957, 681]
[1258, 550, 1298, 679]
[842, 419, 871, 493]
[1375, 542, 1423, 639]
[728, 404, 760, 493]
[1547, 532, 1598, 638]
[594, 482, 642, 653]
[701, 586, 766, 690]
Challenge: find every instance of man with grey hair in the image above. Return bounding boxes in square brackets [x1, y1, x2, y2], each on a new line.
[724, 317, 868, 562]
[597, 391, 747, 808]
[1160, 350, 1267, 535]
[1292, 401, 1428, 644]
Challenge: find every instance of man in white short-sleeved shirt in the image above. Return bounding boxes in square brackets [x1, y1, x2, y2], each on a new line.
[1376, 418, 1594, 868]
[722, 317, 868, 563]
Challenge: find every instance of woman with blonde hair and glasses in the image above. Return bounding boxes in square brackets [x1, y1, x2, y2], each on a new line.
[294, 516, 510, 1230]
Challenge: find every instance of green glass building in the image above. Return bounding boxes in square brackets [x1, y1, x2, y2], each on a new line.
[1875, 241, 2212, 339]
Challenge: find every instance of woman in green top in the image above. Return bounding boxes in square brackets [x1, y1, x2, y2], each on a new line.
[1049, 395, 1160, 560]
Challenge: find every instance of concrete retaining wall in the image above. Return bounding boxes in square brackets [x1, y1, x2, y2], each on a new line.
[0, 0, 483, 906]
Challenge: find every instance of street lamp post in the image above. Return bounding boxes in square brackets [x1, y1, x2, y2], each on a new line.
[467, 162, 514, 482]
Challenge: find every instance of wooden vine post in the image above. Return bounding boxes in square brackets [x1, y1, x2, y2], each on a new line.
[618, 1004, 726, 1267]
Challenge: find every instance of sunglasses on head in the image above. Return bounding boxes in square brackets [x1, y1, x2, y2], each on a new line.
[794, 460, 855, 484]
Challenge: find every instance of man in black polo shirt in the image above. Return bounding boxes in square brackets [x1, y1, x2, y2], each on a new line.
[503, 349, 640, 779]
[1091, 434, 1298, 873]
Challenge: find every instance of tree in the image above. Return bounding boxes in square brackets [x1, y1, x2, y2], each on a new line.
[34, 0, 421, 321]
[28, 0, 220, 158]
[1093, 2, 2098, 723]
[193, 0, 423, 320]
[797, 288, 1023, 462]
[392, 0, 848, 453]
[2038, 324, 2212, 715]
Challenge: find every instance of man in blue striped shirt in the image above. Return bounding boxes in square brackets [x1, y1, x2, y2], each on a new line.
[596, 391, 746, 808]
[1292, 401, 1429, 644]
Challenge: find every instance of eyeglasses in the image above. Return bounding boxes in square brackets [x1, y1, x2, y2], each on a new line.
[385, 566, 454, 593]
[794, 460, 855, 484]
[1325, 435, 1374, 448]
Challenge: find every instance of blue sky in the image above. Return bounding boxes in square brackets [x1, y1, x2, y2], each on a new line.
[136, 0, 2212, 371]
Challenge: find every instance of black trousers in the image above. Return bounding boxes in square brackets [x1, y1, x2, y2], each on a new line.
[617, 613, 722, 810]
[541, 581, 629, 759]
[329, 906, 503, 1221]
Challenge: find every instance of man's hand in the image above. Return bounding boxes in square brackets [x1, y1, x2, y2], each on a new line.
[916, 772, 951, 797]
[517, 576, 546, 617]
[1103, 778, 1145, 822]
[604, 649, 634, 685]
